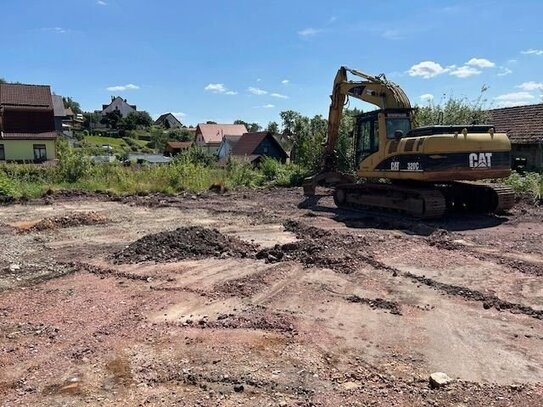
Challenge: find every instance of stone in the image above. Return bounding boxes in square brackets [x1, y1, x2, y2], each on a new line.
[9, 264, 21, 272]
[233, 384, 244, 393]
[341, 381, 361, 390]
[429, 372, 452, 389]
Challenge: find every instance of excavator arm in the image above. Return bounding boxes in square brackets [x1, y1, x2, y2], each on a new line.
[303, 66, 411, 195]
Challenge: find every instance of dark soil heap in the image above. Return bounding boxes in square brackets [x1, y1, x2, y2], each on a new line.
[112, 226, 255, 264]
[28, 212, 108, 232]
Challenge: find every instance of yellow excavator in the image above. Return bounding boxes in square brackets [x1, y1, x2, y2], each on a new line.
[303, 66, 515, 218]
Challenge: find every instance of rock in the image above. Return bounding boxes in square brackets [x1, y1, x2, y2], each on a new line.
[341, 381, 361, 390]
[9, 264, 21, 272]
[429, 372, 452, 389]
[233, 384, 244, 393]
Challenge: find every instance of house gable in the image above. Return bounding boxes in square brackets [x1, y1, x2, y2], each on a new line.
[155, 113, 183, 128]
[101, 96, 137, 117]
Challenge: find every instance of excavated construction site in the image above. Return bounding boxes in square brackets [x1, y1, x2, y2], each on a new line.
[0, 188, 542, 406]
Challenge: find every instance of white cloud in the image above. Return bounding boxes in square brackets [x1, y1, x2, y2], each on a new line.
[43, 27, 67, 34]
[256, 78, 262, 82]
[466, 58, 495, 68]
[408, 61, 448, 78]
[327, 16, 337, 25]
[517, 81, 543, 91]
[521, 49, 543, 55]
[497, 67, 513, 77]
[204, 83, 237, 95]
[494, 91, 535, 107]
[248, 87, 267, 95]
[262, 104, 275, 109]
[281, 79, 289, 84]
[106, 83, 139, 91]
[97, 0, 107, 5]
[449, 65, 481, 78]
[508, 59, 518, 64]
[204, 83, 226, 93]
[298, 28, 321, 37]
[270, 93, 288, 99]
[420, 93, 434, 102]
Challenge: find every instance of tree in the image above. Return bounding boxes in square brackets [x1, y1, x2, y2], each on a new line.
[0, 78, 6, 84]
[206, 120, 217, 124]
[279, 110, 301, 136]
[234, 119, 262, 132]
[167, 128, 194, 142]
[149, 127, 168, 151]
[82, 112, 102, 131]
[414, 88, 489, 126]
[120, 111, 153, 130]
[100, 110, 123, 129]
[267, 121, 279, 135]
[63, 97, 82, 114]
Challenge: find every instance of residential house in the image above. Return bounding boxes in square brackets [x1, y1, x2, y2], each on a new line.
[53, 94, 68, 133]
[100, 96, 137, 117]
[217, 134, 243, 161]
[0, 83, 57, 162]
[155, 113, 182, 129]
[52, 95, 84, 135]
[231, 131, 289, 165]
[164, 141, 193, 156]
[194, 123, 247, 154]
[488, 103, 543, 170]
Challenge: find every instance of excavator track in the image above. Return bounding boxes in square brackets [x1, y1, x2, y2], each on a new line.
[333, 182, 515, 218]
[440, 182, 515, 214]
[333, 183, 447, 219]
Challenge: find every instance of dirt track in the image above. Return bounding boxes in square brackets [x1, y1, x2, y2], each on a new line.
[0, 188, 542, 406]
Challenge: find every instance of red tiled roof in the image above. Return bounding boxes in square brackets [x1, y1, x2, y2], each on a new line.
[196, 123, 247, 144]
[488, 103, 543, 144]
[1, 132, 58, 140]
[166, 141, 192, 149]
[0, 83, 53, 108]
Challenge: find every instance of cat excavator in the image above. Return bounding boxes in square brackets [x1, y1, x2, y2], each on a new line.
[303, 66, 515, 218]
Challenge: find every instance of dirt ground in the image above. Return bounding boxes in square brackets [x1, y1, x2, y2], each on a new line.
[0, 188, 542, 406]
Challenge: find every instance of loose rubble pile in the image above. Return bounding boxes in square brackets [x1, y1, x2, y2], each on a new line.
[112, 226, 256, 264]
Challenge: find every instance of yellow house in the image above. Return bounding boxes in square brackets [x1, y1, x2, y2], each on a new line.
[0, 83, 58, 163]
[0, 133, 57, 162]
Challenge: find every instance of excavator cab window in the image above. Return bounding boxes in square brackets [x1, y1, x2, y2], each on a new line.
[385, 118, 411, 139]
[356, 115, 379, 162]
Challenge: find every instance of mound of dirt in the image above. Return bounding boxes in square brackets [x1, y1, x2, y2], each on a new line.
[112, 226, 256, 264]
[26, 212, 108, 232]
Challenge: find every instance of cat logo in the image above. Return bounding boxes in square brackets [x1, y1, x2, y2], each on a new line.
[469, 152, 492, 168]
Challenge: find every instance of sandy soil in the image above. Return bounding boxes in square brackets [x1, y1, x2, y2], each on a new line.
[0, 188, 541, 406]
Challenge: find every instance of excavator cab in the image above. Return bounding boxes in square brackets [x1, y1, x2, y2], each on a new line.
[354, 109, 412, 165]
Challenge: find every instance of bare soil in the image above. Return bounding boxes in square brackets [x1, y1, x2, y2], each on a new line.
[0, 188, 542, 406]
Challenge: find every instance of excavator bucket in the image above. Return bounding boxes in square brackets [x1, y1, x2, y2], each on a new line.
[302, 171, 356, 196]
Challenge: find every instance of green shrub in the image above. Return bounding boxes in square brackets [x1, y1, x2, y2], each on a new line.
[504, 171, 543, 200]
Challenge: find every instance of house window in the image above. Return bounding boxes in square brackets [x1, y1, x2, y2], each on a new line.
[0, 145, 4, 160]
[263, 146, 269, 154]
[33, 144, 47, 161]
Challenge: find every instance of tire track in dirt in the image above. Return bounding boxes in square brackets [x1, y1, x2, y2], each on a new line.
[265, 220, 543, 320]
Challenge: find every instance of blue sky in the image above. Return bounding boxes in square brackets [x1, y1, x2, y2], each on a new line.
[1, 0, 542, 126]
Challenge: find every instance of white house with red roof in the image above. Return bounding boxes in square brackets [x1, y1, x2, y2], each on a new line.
[194, 123, 247, 153]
